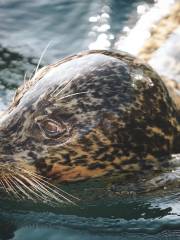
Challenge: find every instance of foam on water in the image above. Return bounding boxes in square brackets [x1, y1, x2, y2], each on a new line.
[115, 0, 176, 55]
[149, 27, 180, 82]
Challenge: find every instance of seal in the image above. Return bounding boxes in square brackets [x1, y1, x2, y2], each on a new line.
[0, 50, 179, 202]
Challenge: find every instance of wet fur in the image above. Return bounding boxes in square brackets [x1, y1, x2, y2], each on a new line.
[0, 50, 179, 202]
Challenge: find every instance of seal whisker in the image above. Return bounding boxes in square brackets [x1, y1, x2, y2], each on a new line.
[0, 177, 12, 195]
[0, 164, 75, 205]
[0, 179, 6, 192]
[10, 175, 35, 201]
[0, 167, 41, 201]
[16, 170, 76, 205]
[26, 178, 69, 204]
[34, 41, 52, 76]
[52, 77, 75, 97]
[12, 174, 47, 202]
[22, 41, 53, 89]
[25, 175, 75, 204]
[15, 166, 79, 202]
[58, 91, 89, 101]
[34, 178, 76, 204]
[16, 173, 64, 204]
[22, 169, 80, 201]
[23, 71, 28, 84]
[6, 177, 22, 200]
[2, 175, 22, 200]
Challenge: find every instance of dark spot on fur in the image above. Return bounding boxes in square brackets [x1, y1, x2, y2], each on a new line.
[88, 162, 106, 170]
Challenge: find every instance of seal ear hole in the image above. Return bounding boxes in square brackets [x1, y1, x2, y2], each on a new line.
[37, 118, 68, 139]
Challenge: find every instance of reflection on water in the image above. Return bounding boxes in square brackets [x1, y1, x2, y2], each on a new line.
[0, 187, 180, 239]
[1, 168, 180, 239]
[0, 0, 153, 61]
[115, 0, 176, 55]
[88, 3, 113, 50]
[11, 228, 180, 240]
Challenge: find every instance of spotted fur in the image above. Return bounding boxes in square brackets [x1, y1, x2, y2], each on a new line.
[0, 50, 179, 183]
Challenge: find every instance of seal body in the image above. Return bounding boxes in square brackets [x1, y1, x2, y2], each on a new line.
[0, 50, 179, 184]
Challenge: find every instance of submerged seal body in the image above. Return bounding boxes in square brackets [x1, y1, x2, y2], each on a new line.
[0, 50, 179, 188]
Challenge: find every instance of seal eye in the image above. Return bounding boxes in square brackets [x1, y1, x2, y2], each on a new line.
[38, 119, 67, 139]
[44, 121, 60, 134]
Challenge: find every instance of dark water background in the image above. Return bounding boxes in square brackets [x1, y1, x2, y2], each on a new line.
[0, 0, 180, 239]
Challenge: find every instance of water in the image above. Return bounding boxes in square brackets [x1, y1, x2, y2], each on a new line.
[0, 0, 154, 108]
[149, 26, 180, 82]
[0, 0, 180, 239]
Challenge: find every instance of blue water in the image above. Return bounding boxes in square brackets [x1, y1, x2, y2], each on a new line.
[0, 0, 180, 239]
[0, 0, 153, 110]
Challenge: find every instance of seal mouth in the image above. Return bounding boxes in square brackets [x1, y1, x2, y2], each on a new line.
[0, 162, 79, 206]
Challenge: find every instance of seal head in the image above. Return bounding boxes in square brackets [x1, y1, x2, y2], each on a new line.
[0, 50, 179, 183]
